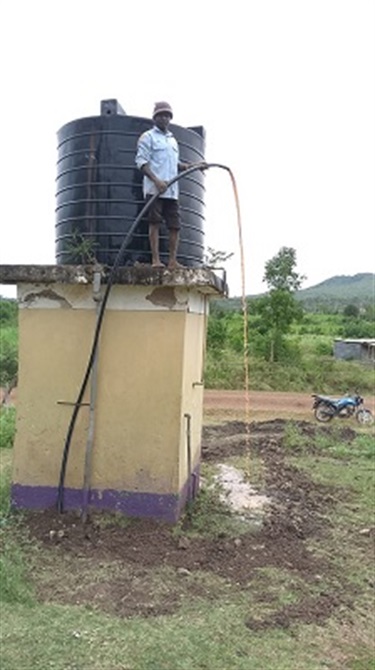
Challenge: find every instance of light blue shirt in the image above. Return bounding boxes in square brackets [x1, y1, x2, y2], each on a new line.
[135, 126, 180, 200]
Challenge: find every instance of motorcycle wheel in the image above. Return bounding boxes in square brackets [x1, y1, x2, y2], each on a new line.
[314, 405, 334, 422]
[356, 409, 374, 426]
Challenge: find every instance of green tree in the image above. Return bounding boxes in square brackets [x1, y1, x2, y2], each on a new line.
[254, 247, 305, 362]
[343, 304, 359, 318]
[263, 246, 305, 291]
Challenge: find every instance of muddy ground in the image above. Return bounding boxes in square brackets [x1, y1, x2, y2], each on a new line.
[20, 416, 368, 631]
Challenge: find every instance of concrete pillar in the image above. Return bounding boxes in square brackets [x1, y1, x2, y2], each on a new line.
[1, 265, 225, 522]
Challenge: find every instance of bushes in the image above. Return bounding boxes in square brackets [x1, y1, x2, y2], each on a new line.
[0, 299, 17, 327]
[204, 349, 246, 389]
[0, 326, 18, 387]
[341, 317, 375, 339]
[0, 408, 16, 449]
[204, 346, 375, 394]
[204, 307, 375, 392]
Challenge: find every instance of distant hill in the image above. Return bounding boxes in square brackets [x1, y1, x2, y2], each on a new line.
[295, 273, 374, 311]
[212, 273, 375, 312]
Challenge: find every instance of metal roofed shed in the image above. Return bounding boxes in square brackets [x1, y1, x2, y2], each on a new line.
[334, 338, 375, 365]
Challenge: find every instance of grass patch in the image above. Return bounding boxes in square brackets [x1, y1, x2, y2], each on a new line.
[322, 432, 374, 460]
[250, 566, 312, 607]
[287, 434, 374, 617]
[0, 406, 16, 449]
[0, 462, 35, 606]
[283, 420, 375, 460]
[0, 599, 349, 670]
[0, 534, 36, 606]
[0, 451, 14, 523]
[282, 421, 312, 452]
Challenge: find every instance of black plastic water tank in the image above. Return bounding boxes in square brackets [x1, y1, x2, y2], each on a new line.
[55, 101, 206, 267]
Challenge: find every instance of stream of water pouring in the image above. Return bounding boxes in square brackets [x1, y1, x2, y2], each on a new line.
[226, 169, 251, 445]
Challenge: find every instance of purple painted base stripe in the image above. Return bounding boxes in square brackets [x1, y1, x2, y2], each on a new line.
[11, 466, 200, 523]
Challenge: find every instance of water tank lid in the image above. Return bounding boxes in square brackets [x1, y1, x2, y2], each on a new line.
[100, 99, 127, 116]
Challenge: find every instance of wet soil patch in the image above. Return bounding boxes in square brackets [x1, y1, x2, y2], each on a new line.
[21, 420, 361, 626]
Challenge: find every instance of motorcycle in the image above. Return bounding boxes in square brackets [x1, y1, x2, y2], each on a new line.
[311, 392, 374, 425]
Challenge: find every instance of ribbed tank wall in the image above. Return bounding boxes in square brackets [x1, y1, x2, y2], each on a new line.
[55, 114, 206, 266]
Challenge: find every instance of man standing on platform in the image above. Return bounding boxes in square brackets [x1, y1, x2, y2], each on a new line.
[135, 101, 205, 269]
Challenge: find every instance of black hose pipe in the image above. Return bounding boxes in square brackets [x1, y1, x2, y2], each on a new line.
[56, 163, 231, 512]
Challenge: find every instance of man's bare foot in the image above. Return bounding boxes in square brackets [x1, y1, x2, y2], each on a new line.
[167, 261, 185, 270]
[152, 261, 166, 268]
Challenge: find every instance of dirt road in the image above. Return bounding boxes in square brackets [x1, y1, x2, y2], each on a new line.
[204, 390, 312, 413]
[204, 389, 375, 422]
[205, 390, 312, 422]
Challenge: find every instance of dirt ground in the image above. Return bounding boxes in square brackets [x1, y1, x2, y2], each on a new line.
[204, 390, 312, 424]
[20, 400, 371, 631]
[205, 390, 314, 412]
[204, 389, 375, 420]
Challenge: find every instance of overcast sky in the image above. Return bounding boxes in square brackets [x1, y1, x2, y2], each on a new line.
[0, 0, 374, 299]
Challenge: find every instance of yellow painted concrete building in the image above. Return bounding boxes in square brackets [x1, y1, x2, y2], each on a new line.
[4, 265, 225, 521]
